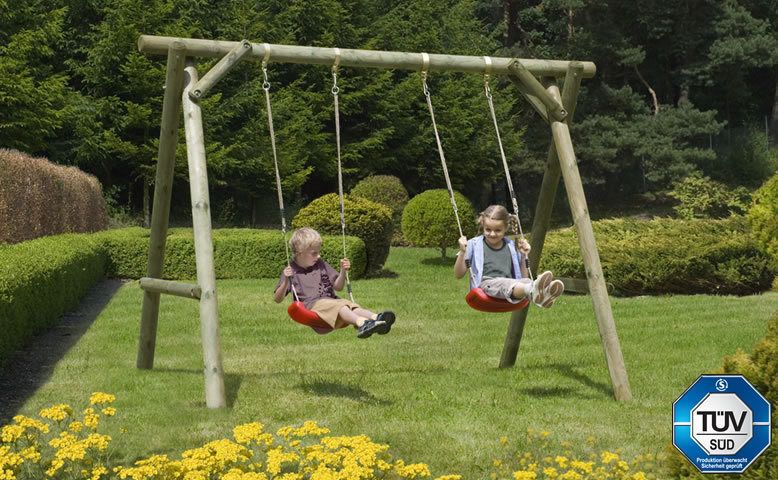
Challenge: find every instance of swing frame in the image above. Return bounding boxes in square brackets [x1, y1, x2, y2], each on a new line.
[135, 36, 632, 407]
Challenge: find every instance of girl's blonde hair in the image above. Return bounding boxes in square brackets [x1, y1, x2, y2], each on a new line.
[289, 227, 322, 256]
[477, 205, 518, 233]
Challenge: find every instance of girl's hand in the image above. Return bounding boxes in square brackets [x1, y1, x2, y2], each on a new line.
[340, 258, 351, 271]
[458, 236, 468, 252]
[518, 239, 531, 255]
[283, 266, 294, 278]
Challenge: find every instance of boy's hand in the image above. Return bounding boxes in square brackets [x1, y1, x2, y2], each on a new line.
[283, 266, 294, 278]
[518, 239, 531, 255]
[458, 235, 468, 252]
[340, 258, 351, 271]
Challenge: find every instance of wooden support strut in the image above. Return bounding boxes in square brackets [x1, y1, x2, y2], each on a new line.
[138, 35, 596, 78]
[507, 60, 567, 122]
[189, 39, 252, 100]
[139, 277, 201, 299]
[499, 64, 584, 369]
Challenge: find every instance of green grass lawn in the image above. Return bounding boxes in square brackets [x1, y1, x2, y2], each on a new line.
[13, 247, 776, 478]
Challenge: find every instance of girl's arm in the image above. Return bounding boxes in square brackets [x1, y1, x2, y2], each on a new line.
[454, 236, 469, 279]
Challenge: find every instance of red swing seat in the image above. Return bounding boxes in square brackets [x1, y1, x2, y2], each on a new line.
[465, 287, 529, 313]
[287, 301, 339, 335]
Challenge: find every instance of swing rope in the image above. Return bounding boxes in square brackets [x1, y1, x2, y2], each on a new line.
[421, 53, 464, 240]
[262, 44, 300, 302]
[483, 56, 532, 281]
[331, 48, 354, 302]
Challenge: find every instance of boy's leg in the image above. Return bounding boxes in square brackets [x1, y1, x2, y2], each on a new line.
[352, 308, 377, 320]
[337, 306, 367, 327]
[353, 307, 394, 335]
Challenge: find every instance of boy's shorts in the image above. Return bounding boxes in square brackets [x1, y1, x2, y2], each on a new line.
[479, 277, 531, 304]
[311, 298, 362, 328]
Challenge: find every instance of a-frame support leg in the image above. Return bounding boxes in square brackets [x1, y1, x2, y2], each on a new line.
[137, 42, 186, 370]
[182, 60, 226, 408]
[499, 64, 584, 369]
[547, 86, 632, 402]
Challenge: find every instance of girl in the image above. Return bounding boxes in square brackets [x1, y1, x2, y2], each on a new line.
[454, 205, 564, 308]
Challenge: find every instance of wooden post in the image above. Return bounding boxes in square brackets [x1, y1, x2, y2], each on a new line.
[190, 39, 252, 100]
[182, 60, 227, 409]
[137, 42, 186, 370]
[548, 84, 632, 402]
[499, 65, 584, 369]
[139, 278, 202, 299]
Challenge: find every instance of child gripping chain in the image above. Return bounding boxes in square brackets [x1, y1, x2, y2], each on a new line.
[454, 205, 564, 308]
[274, 227, 395, 338]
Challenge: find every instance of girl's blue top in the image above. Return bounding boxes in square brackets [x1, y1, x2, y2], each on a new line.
[462, 235, 524, 289]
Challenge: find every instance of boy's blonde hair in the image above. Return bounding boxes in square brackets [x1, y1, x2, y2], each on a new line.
[477, 205, 518, 233]
[289, 227, 322, 256]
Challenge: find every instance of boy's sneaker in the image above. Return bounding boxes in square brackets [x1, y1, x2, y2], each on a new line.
[375, 311, 395, 335]
[530, 271, 554, 306]
[538, 279, 565, 308]
[357, 319, 386, 339]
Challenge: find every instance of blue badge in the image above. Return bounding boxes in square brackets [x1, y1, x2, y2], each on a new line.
[673, 374, 771, 473]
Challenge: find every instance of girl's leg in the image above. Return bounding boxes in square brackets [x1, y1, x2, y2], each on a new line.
[352, 308, 377, 320]
[511, 279, 532, 300]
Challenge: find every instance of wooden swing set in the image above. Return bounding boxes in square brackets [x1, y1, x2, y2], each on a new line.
[135, 35, 632, 408]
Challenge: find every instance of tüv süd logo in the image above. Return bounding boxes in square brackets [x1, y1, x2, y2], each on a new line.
[673, 374, 771, 473]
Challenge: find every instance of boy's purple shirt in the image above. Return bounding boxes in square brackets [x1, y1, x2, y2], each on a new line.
[275, 259, 341, 309]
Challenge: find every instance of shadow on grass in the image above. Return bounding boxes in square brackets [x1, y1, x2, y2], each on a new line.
[0, 279, 125, 424]
[297, 377, 393, 406]
[362, 269, 399, 279]
[522, 362, 613, 399]
[420, 256, 455, 266]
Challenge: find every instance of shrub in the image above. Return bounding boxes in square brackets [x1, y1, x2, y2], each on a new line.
[292, 194, 392, 274]
[748, 172, 778, 268]
[351, 175, 410, 245]
[97, 227, 367, 280]
[401, 189, 477, 257]
[0, 149, 109, 243]
[668, 172, 751, 219]
[541, 217, 774, 295]
[0, 233, 106, 365]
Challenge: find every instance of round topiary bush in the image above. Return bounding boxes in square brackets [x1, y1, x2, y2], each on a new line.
[748, 172, 778, 269]
[292, 193, 393, 274]
[351, 175, 410, 246]
[401, 189, 477, 257]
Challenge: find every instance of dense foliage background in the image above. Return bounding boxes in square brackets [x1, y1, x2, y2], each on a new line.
[2, 0, 777, 225]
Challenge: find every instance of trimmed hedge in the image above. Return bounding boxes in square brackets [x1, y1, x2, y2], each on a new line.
[97, 228, 367, 280]
[350, 175, 410, 245]
[541, 217, 774, 295]
[292, 194, 393, 274]
[401, 189, 477, 257]
[0, 234, 106, 364]
[748, 172, 778, 268]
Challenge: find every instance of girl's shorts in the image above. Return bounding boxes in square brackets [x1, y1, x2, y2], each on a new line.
[310, 298, 362, 328]
[479, 277, 531, 304]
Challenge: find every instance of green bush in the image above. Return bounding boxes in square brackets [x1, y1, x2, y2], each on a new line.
[669, 172, 751, 219]
[292, 194, 392, 274]
[668, 311, 777, 479]
[350, 175, 410, 246]
[748, 172, 778, 268]
[0, 234, 106, 365]
[541, 217, 774, 295]
[97, 227, 367, 280]
[401, 189, 477, 257]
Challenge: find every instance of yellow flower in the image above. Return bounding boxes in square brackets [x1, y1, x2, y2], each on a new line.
[83, 408, 100, 429]
[631, 472, 647, 480]
[12, 415, 49, 434]
[1, 425, 24, 443]
[600, 451, 619, 465]
[512, 470, 537, 480]
[434, 476, 462, 480]
[555, 456, 568, 469]
[68, 421, 84, 433]
[101, 407, 116, 417]
[38, 404, 72, 422]
[89, 392, 116, 406]
[543, 467, 559, 478]
[570, 461, 593, 473]
[499, 436, 509, 446]
[394, 461, 431, 478]
[91, 465, 108, 480]
[559, 470, 582, 480]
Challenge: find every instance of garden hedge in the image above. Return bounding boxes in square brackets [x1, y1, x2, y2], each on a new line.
[97, 227, 367, 280]
[541, 217, 774, 295]
[748, 172, 778, 268]
[350, 175, 410, 245]
[0, 233, 106, 364]
[401, 189, 477, 257]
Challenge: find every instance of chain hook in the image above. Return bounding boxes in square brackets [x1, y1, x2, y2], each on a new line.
[421, 52, 430, 97]
[331, 47, 341, 95]
[261, 43, 271, 91]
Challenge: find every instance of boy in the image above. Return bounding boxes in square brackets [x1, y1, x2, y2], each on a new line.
[274, 227, 395, 338]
